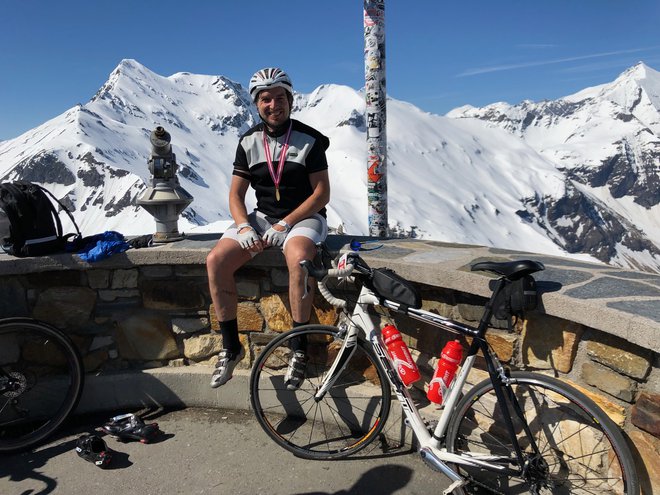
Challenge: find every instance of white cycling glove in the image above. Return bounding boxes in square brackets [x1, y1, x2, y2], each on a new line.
[262, 220, 291, 247]
[236, 223, 260, 250]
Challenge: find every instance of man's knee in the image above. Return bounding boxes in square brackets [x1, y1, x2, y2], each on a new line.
[207, 241, 245, 275]
[206, 246, 219, 268]
[285, 239, 316, 264]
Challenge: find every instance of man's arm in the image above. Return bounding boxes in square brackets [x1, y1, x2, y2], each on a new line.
[228, 175, 251, 225]
[229, 175, 264, 251]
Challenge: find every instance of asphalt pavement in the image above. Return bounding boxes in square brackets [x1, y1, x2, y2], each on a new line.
[1, 407, 451, 495]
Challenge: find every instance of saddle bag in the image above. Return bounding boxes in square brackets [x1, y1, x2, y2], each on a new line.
[369, 268, 422, 309]
[492, 275, 538, 320]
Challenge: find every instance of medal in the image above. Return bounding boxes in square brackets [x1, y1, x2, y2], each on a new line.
[263, 122, 292, 202]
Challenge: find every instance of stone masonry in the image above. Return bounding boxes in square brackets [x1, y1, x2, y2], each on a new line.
[0, 236, 658, 493]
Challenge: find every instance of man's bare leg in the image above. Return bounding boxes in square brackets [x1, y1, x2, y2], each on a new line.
[282, 236, 318, 390]
[206, 238, 252, 388]
[284, 236, 318, 323]
[207, 238, 252, 322]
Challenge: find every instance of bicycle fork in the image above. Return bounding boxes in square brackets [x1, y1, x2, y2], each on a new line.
[313, 322, 357, 401]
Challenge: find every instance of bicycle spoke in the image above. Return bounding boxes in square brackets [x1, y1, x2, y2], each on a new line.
[447, 373, 635, 494]
[320, 397, 374, 435]
[463, 402, 520, 457]
[250, 326, 390, 459]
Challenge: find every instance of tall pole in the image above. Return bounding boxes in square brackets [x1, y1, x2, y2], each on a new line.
[364, 0, 388, 237]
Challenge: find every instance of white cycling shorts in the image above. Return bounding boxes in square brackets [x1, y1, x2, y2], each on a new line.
[222, 210, 328, 249]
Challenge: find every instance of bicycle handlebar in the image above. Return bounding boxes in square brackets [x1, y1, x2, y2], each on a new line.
[299, 259, 356, 309]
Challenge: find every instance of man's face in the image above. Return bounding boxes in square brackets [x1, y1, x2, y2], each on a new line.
[257, 87, 291, 129]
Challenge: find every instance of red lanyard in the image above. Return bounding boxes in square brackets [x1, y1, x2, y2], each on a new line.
[263, 122, 292, 201]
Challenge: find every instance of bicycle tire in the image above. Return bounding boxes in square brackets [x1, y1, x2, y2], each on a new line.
[249, 324, 391, 460]
[0, 318, 84, 453]
[445, 371, 639, 494]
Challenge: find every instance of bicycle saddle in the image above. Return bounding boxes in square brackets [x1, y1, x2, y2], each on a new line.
[470, 259, 545, 279]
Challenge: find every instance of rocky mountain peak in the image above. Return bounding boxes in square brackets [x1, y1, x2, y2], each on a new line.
[0, 61, 658, 273]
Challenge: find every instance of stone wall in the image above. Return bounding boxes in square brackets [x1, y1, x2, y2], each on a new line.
[0, 242, 658, 493]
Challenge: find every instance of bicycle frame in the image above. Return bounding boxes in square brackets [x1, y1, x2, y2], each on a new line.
[313, 277, 536, 486]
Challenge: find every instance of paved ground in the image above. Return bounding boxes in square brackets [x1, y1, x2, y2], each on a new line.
[0, 407, 450, 495]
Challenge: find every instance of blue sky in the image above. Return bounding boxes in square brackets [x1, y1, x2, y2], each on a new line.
[1, 0, 660, 141]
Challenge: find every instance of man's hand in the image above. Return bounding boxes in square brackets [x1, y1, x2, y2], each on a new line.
[236, 224, 262, 250]
[263, 220, 291, 247]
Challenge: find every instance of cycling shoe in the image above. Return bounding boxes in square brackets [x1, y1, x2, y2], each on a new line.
[76, 434, 112, 467]
[101, 413, 161, 443]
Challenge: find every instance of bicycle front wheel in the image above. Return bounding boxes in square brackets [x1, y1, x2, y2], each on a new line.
[445, 371, 639, 494]
[0, 318, 84, 453]
[249, 324, 391, 460]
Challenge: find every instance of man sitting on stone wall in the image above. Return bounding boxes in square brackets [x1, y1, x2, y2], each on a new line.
[206, 67, 331, 389]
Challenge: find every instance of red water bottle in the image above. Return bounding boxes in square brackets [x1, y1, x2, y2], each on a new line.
[427, 340, 463, 404]
[382, 324, 421, 387]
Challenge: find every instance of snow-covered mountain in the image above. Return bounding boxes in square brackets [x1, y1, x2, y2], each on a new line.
[447, 62, 660, 272]
[0, 59, 658, 272]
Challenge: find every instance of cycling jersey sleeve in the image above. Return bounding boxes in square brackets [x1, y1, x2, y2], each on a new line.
[232, 140, 251, 181]
[306, 134, 330, 174]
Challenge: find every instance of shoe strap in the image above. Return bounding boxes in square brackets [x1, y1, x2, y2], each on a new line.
[291, 352, 307, 365]
[287, 353, 307, 377]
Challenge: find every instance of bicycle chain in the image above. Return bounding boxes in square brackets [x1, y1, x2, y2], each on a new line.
[462, 475, 507, 495]
[419, 459, 506, 495]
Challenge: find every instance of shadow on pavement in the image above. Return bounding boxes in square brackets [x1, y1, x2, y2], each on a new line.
[294, 464, 413, 495]
[0, 438, 75, 494]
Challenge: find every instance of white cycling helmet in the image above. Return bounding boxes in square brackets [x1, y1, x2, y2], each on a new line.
[249, 67, 293, 102]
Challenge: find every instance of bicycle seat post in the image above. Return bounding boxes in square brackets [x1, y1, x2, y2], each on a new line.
[476, 277, 506, 335]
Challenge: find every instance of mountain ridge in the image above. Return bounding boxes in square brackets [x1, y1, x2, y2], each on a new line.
[0, 59, 658, 272]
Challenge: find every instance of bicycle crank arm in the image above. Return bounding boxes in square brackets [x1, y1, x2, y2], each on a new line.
[419, 447, 466, 493]
[444, 479, 468, 495]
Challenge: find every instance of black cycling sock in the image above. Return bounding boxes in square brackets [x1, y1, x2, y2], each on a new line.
[289, 321, 309, 352]
[219, 319, 241, 354]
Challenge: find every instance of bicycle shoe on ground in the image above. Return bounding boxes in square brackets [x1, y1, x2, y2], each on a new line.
[210, 346, 246, 388]
[284, 350, 308, 391]
[101, 413, 160, 443]
[76, 434, 112, 467]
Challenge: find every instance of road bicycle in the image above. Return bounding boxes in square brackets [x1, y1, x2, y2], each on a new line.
[249, 251, 639, 494]
[0, 317, 84, 453]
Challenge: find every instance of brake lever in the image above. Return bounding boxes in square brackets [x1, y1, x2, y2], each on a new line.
[299, 259, 317, 300]
[302, 270, 310, 299]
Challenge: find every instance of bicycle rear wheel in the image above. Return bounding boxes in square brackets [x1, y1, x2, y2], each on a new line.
[0, 318, 84, 453]
[445, 371, 639, 494]
[249, 324, 391, 460]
